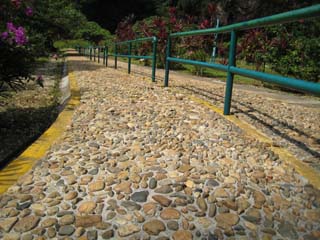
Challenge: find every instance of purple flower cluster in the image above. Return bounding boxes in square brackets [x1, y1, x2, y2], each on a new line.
[15, 26, 27, 45]
[1, 22, 27, 46]
[25, 6, 33, 16]
[1, 32, 9, 40]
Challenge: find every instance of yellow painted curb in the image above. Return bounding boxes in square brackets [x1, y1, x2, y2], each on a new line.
[187, 95, 320, 189]
[0, 68, 80, 194]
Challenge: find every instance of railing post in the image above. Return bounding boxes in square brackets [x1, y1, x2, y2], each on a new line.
[224, 30, 237, 115]
[128, 42, 132, 74]
[152, 37, 158, 82]
[164, 38, 172, 87]
[98, 47, 100, 63]
[114, 44, 118, 69]
[103, 46, 106, 65]
[106, 46, 108, 67]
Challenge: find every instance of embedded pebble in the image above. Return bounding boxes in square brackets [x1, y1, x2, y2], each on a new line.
[143, 220, 166, 235]
[131, 191, 149, 202]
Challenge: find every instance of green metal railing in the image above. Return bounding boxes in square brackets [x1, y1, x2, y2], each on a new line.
[114, 37, 158, 82]
[164, 4, 320, 115]
[75, 46, 112, 66]
[77, 37, 158, 82]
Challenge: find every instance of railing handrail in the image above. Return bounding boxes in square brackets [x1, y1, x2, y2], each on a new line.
[77, 5, 320, 116]
[114, 36, 158, 82]
[170, 4, 320, 38]
[115, 36, 157, 45]
[164, 5, 320, 115]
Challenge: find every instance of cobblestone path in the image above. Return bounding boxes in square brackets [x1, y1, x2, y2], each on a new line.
[114, 60, 320, 172]
[0, 54, 319, 240]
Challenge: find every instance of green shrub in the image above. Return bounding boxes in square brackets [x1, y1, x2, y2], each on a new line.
[53, 39, 91, 50]
[185, 49, 207, 76]
[266, 21, 319, 82]
[0, 41, 36, 90]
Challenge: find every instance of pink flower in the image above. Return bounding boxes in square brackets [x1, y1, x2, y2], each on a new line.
[170, 17, 176, 24]
[14, 27, 27, 45]
[25, 7, 33, 17]
[3, 22, 28, 46]
[1, 32, 9, 40]
[199, 20, 211, 29]
[36, 75, 44, 87]
[7, 22, 16, 32]
[169, 7, 176, 16]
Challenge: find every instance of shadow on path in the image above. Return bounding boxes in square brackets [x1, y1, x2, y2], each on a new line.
[179, 85, 320, 161]
[79, 54, 320, 167]
[0, 106, 59, 169]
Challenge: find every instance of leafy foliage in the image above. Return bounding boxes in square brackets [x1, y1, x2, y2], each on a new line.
[75, 21, 113, 44]
[115, 1, 319, 83]
[0, 0, 36, 90]
[186, 50, 207, 76]
[238, 20, 320, 82]
[266, 21, 320, 82]
[239, 29, 270, 71]
[0, 0, 111, 91]
[0, 41, 35, 90]
[53, 39, 91, 50]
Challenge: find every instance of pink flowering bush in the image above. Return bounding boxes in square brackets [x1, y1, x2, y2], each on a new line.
[25, 6, 33, 17]
[2, 22, 28, 46]
[0, 0, 36, 90]
[117, 4, 219, 68]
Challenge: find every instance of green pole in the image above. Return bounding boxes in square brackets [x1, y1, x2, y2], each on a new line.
[151, 37, 158, 82]
[98, 47, 100, 63]
[128, 42, 132, 74]
[224, 30, 237, 115]
[90, 47, 92, 61]
[115, 44, 118, 69]
[103, 46, 106, 65]
[94, 47, 96, 62]
[106, 46, 108, 67]
[164, 38, 171, 87]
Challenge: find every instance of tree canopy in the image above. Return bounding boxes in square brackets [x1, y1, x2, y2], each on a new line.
[77, 0, 319, 32]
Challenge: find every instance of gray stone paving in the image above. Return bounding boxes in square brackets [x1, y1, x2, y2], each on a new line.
[112, 59, 320, 172]
[0, 55, 320, 240]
